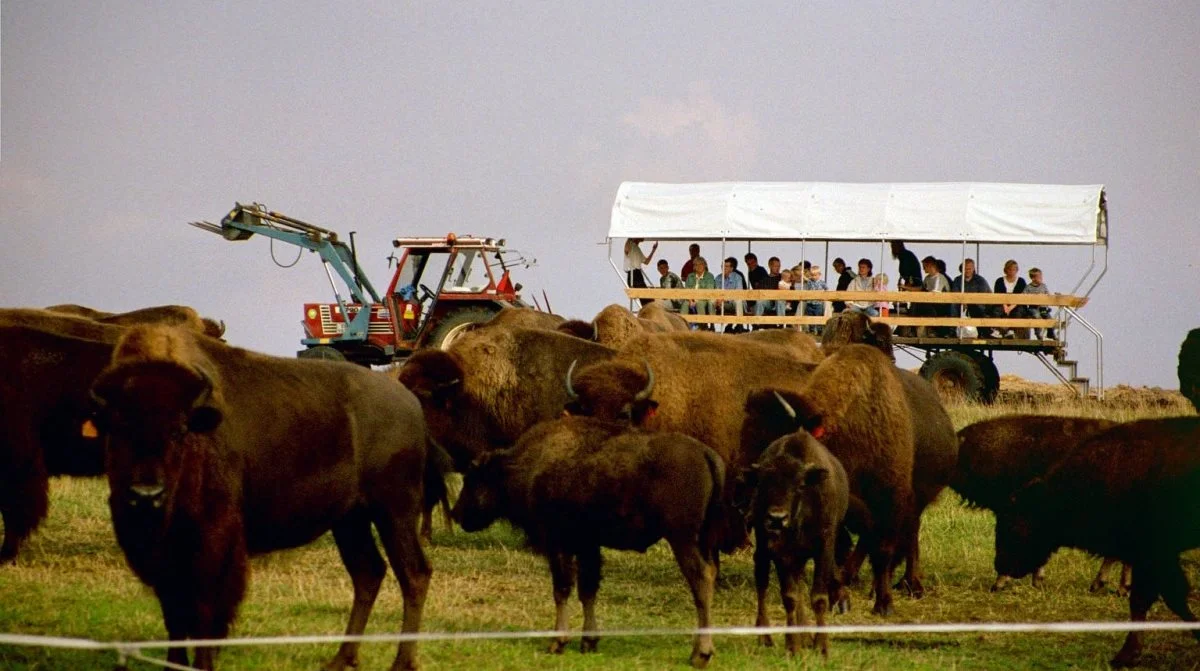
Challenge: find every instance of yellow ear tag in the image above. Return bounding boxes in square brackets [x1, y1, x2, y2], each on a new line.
[81, 419, 99, 438]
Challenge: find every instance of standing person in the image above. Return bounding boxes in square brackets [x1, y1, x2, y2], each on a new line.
[992, 259, 1029, 338]
[950, 258, 993, 336]
[744, 252, 768, 321]
[803, 263, 829, 334]
[891, 241, 923, 289]
[1025, 267, 1056, 340]
[657, 259, 684, 312]
[831, 257, 855, 313]
[680, 243, 701, 282]
[685, 256, 716, 330]
[754, 256, 784, 323]
[623, 238, 658, 306]
[846, 258, 877, 316]
[715, 257, 746, 333]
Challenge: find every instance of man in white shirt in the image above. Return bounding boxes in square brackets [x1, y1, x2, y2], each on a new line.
[624, 238, 658, 306]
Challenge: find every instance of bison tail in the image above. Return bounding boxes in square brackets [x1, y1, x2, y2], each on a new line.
[423, 439, 456, 532]
[699, 449, 741, 556]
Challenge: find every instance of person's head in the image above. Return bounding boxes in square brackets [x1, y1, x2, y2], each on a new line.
[921, 255, 937, 274]
[890, 241, 906, 258]
[1003, 259, 1019, 279]
[781, 268, 793, 283]
[935, 259, 947, 275]
[688, 243, 700, 259]
[809, 264, 822, 281]
[767, 256, 781, 274]
[629, 238, 643, 245]
[857, 258, 873, 277]
[1028, 267, 1043, 284]
[657, 259, 670, 276]
[693, 256, 708, 274]
[833, 257, 846, 273]
[723, 257, 737, 275]
[744, 252, 759, 269]
[962, 258, 976, 279]
[803, 260, 812, 271]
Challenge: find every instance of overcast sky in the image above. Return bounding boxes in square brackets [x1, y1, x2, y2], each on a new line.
[3, 2, 1197, 388]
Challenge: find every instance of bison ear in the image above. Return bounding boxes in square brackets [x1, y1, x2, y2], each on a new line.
[187, 405, 223, 433]
[802, 466, 829, 487]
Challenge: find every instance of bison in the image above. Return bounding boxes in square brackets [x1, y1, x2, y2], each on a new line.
[1181, 328, 1199, 411]
[745, 345, 918, 616]
[993, 416, 1200, 667]
[452, 416, 724, 668]
[397, 325, 616, 469]
[819, 310, 894, 361]
[748, 418, 850, 656]
[555, 303, 687, 348]
[954, 414, 1131, 592]
[90, 325, 431, 671]
[736, 328, 824, 363]
[0, 308, 226, 565]
[45, 303, 226, 339]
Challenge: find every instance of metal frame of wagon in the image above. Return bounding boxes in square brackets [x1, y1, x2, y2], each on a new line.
[605, 181, 1109, 400]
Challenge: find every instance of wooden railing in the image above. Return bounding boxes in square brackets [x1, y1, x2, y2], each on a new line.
[624, 288, 1086, 328]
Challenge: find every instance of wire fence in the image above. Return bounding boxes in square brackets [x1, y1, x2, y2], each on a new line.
[5, 620, 1200, 671]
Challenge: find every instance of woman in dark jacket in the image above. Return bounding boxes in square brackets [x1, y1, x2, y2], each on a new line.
[993, 259, 1028, 337]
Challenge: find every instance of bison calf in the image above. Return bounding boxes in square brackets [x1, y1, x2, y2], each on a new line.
[748, 414, 850, 656]
[993, 417, 1200, 667]
[452, 416, 724, 668]
[91, 325, 431, 671]
[954, 414, 1131, 593]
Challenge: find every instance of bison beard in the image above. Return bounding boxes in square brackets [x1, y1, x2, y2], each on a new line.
[452, 417, 724, 668]
[92, 325, 431, 671]
[993, 417, 1200, 667]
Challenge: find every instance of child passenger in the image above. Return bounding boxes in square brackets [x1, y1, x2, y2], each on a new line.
[1025, 267, 1056, 340]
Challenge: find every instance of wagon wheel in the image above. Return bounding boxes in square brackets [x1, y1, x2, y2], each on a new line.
[919, 351, 984, 403]
[969, 352, 1001, 404]
[297, 345, 346, 362]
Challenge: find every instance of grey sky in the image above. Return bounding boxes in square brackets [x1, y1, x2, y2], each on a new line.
[3, 2, 1197, 388]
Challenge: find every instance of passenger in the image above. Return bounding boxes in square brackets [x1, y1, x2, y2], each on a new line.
[950, 258, 993, 337]
[831, 257, 854, 313]
[684, 256, 716, 330]
[623, 238, 658, 307]
[1025, 267, 1056, 340]
[992, 259, 1029, 338]
[716, 257, 747, 333]
[803, 263, 828, 334]
[905, 255, 953, 337]
[846, 258, 878, 317]
[890, 241, 923, 289]
[680, 243, 701, 283]
[656, 259, 684, 312]
[744, 253, 769, 322]
[754, 256, 784, 322]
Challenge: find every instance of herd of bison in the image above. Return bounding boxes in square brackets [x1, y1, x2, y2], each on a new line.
[1, 302, 1198, 670]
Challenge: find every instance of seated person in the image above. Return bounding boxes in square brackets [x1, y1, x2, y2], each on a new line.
[904, 255, 953, 337]
[950, 258, 993, 336]
[685, 256, 716, 330]
[656, 259, 684, 312]
[803, 264, 828, 334]
[992, 259, 1029, 338]
[715, 256, 746, 333]
[846, 258, 878, 317]
[1025, 267, 1056, 340]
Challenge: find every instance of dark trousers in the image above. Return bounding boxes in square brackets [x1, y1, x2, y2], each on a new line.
[627, 270, 653, 307]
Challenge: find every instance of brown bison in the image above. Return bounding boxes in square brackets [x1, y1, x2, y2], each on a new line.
[452, 416, 724, 668]
[748, 420, 850, 656]
[396, 326, 616, 468]
[954, 415, 1130, 592]
[46, 303, 226, 339]
[736, 328, 824, 363]
[747, 345, 918, 616]
[90, 325, 431, 671]
[993, 417, 1200, 667]
[0, 308, 227, 565]
[742, 363, 956, 599]
[820, 311, 894, 361]
[473, 306, 566, 332]
[556, 303, 688, 348]
[1181, 328, 1199, 411]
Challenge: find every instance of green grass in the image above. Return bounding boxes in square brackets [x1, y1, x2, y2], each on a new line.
[2, 399, 1198, 670]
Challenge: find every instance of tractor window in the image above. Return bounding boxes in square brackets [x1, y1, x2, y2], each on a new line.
[394, 252, 430, 296]
[448, 250, 479, 289]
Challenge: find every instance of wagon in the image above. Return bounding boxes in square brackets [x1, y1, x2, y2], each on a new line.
[607, 182, 1108, 402]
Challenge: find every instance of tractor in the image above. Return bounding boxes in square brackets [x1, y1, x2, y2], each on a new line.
[191, 203, 531, 366]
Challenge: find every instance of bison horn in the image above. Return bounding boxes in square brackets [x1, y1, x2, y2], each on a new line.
[773, 390, 797, 420]
[565, 359, 579, 401]
[633, 358, 655, 402]
[216, 320, 227, 337]
[592, 321, 599, 342]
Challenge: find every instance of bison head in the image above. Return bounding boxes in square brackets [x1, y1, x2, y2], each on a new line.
[992, 480, 1055, 579]
[820, 311, 894, 362]
[91, 360, 223, 513]
[562, 358, 657, 426]
[451, 450, 511, 532]
[556, 319, 596, 341]
[741, 389, 827, 467]
[750, 434, 831, 548]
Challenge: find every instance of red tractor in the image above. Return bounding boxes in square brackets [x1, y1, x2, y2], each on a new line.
[192, 203, 532, 366]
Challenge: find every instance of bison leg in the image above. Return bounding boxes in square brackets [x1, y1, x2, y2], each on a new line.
[777, 560, 811, 655]
[668, 537, 716, 669]
[1089, 557, 1119, 594]
[812, 533, 841, 656]
[0, 463, 49, 565]
[577, 546, 603, 653]
[753, 533, 775, 647]
[867, 537, 898, 617]
[1111, 562, 1160, 668]
[546, 551, 576, 654]
[324, 509, 388, 671]
[374, 509, 432, 671]
[1119, 563, 1132, 597]
[1154, 556, 1199, 641]
[893, 518, 924, 598]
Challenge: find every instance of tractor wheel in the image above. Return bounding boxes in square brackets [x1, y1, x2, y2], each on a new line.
[920, 351, 985, 403]
[428, 307, 499, 350]
[298, 345, 346, 362]
[970, 352, 1001, 404]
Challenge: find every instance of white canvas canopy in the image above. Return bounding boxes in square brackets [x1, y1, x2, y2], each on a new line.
[609, 182, 1107, 244]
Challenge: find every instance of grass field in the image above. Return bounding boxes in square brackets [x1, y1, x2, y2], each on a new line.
[2, 395, 1198, 670]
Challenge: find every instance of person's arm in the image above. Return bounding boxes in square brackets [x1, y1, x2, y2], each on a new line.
[643, 242, 658, 265]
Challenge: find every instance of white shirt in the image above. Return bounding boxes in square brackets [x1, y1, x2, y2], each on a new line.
[623, 243, 646, 271]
